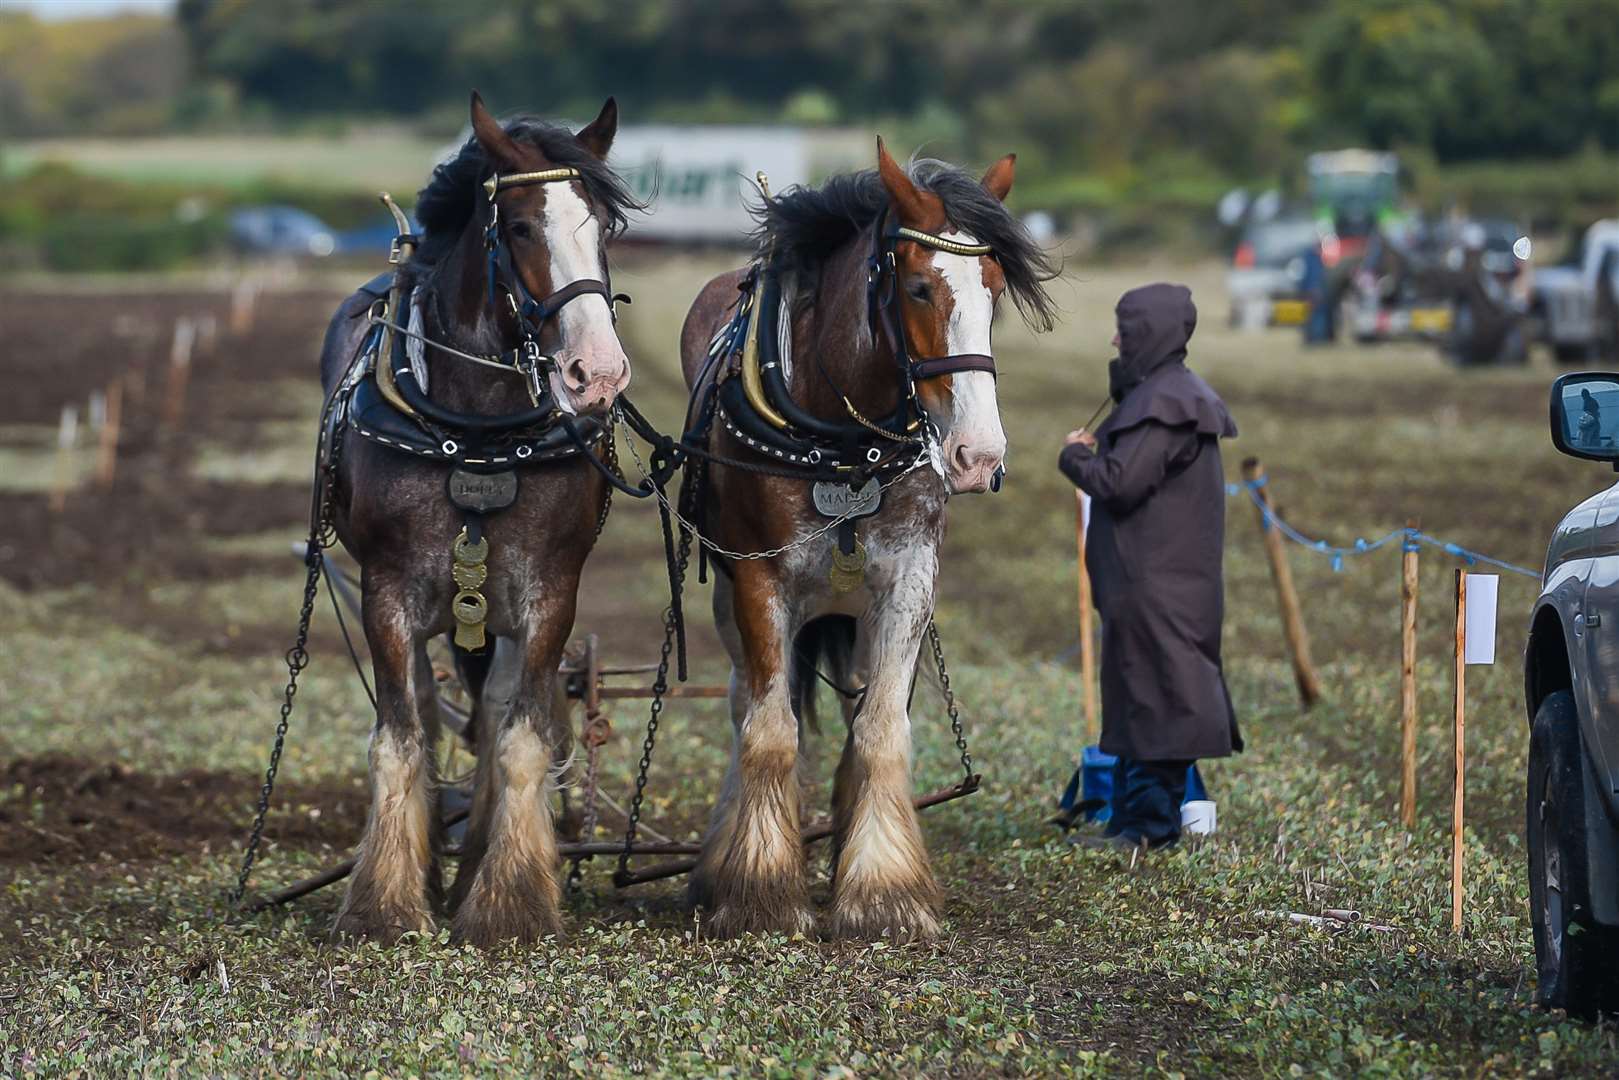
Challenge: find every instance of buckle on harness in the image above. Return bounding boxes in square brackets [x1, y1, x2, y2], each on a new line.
[519, 338, 550, 406]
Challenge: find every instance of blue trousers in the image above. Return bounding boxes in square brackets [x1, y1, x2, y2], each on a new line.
[1104, 756, 1192, 847]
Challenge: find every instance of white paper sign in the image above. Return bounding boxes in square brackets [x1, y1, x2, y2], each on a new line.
[1464, 574, 1499, 665]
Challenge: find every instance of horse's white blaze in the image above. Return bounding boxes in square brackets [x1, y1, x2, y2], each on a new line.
[931, 233, 1006, 491]
[541, 183, 630, 408]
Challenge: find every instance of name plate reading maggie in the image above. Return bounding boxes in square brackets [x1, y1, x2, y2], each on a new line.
[448, 468, 519, 513]
[812, 478, 882, 519]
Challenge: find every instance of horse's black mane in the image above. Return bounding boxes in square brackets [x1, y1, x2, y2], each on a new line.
[413, 115, 641, 264]
[752, 160, 1060, 330]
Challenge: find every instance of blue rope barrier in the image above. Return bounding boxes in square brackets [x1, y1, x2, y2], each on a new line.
[1226, 480, 1541, 580]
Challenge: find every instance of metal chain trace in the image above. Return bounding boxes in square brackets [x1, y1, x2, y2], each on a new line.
[928, 620, 977, 787]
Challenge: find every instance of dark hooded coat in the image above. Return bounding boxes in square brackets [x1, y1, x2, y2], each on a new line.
[1058, 283, 1242, 761]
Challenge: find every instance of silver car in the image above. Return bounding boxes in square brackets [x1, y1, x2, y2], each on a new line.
[1526, 371, 1619, 1014]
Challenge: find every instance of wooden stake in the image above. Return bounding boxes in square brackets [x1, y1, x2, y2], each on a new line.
[161, 317, 196, 432]
[48, 404, 78, 514]
[230, 278, 258, 336]
[1241, 458, 1323, 707]
[94, 381, 123, 490]
[1400, 519, 1419, 828]
[1452, 568, 1467, 934]
[195, 313, 218, 356]
[1075, 490, 1098, 745]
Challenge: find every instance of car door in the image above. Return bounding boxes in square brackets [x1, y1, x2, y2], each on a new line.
[1579, 480, 1619, 805]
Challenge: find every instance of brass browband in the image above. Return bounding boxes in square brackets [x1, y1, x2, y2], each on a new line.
[482, 167, 583, 199]
[895, 227, 993, 257]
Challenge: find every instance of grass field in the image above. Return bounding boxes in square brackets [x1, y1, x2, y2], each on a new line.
[2, 253, 1617, 1076]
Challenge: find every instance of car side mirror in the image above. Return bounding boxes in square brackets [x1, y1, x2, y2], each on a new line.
[1551, 372, 1619, 464]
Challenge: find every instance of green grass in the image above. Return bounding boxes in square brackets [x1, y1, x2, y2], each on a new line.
[3, 256, 1618, 1076]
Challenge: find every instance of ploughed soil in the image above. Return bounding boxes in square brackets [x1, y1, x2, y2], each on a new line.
[0, 755, 365, 867]
[0, 289, 336, 592]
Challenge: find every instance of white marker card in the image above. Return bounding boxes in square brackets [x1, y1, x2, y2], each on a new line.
[1464, 574, 1498, 665]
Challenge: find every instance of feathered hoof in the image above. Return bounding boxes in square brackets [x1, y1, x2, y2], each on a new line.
[826, 889, 941, 943]
[703, 899, 817, 939]
[331, 904, 433, 945]
[450, 897, 564, 949]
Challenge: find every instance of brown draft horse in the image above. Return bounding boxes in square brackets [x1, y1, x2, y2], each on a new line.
[677, 142, 1057, 939]
[316, 94, 637, 945]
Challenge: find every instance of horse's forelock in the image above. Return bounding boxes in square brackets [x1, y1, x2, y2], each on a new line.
[412, 115, 642, 265]
[753, 160, 1059, 332]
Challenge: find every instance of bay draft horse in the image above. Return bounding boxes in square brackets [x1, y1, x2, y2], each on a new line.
[316, 94, 637, 945]
[678, 142, 1057, 939]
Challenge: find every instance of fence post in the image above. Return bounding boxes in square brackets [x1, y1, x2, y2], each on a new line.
[161, 317, 196, 433]
[1241, 458, 1323, 708]
[1075, 490, 1098, 745]
[95, 381, 123, 490]
[49, 404, 78, 514]
[1452, 568, 1467, 934]
[1400, 519, 1420, 828]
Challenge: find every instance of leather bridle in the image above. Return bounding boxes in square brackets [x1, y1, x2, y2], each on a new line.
[480, 167, 630, 404]
[866, 205, 999, 391]
[372, 165, 631, 432]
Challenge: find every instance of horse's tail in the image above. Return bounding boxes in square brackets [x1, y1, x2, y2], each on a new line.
[789, 615, 859, 734]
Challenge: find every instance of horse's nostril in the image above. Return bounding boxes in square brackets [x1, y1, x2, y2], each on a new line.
[564, 358, 590, 390]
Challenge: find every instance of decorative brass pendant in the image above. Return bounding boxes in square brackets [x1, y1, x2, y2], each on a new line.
[451, 527, 491, 650]
[829, 538, 868, 593]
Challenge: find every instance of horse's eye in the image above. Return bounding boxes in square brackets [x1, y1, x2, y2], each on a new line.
[508, 220, 534, 240]
[907, 281, 932, 303]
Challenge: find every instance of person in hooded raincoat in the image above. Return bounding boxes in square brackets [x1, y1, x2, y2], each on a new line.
[1058, 283, 1241, 849]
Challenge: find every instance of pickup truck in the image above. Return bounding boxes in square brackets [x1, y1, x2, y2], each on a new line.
[1532, 220, 1619, 363]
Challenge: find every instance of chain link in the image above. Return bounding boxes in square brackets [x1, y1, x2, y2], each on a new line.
[230, 384, 349, 908]
[230, 541, 323, 906]
[617, 413, 933, 563]
[593, 426, 617, 540]
[615, 591, 681, 885]
[927, 620, 976, 786]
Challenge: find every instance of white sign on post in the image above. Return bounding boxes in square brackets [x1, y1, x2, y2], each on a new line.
[1463, 574, 1499, 665]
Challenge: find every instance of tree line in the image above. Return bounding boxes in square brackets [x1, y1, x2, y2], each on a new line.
[3, 0, 1618, 206]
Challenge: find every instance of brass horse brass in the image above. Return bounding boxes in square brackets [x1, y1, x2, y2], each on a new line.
[451, 528, 491, 650]
[829, 538, 868, 593]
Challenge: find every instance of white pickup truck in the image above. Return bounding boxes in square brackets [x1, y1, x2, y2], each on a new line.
[1533, 220, 1619, 363]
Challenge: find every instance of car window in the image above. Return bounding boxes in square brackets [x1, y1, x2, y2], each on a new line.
[1248, 222, 1319, 266]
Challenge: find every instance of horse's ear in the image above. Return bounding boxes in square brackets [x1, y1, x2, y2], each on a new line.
[982, 153, 1015, 202]
[576, 97, 618, 160]
[470, 90, 522, 168]
[876, 137, 930, 227]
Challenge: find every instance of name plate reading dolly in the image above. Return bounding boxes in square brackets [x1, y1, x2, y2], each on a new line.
[812, 477, 882, 519]
[447, 468, 519, 513]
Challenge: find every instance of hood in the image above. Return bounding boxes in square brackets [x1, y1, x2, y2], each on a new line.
[1111, 283, 1197, 400]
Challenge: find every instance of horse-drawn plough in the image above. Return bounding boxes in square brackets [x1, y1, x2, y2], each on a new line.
[243, 549, 980, 912]
[231, 90, 1046, 943]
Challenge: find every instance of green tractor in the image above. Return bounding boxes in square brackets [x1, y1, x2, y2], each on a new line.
[1306, 149, 1402, 267]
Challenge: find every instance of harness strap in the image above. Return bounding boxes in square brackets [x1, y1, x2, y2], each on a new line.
[519, 278, 627, 324]
[910, 354, 996, 380]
